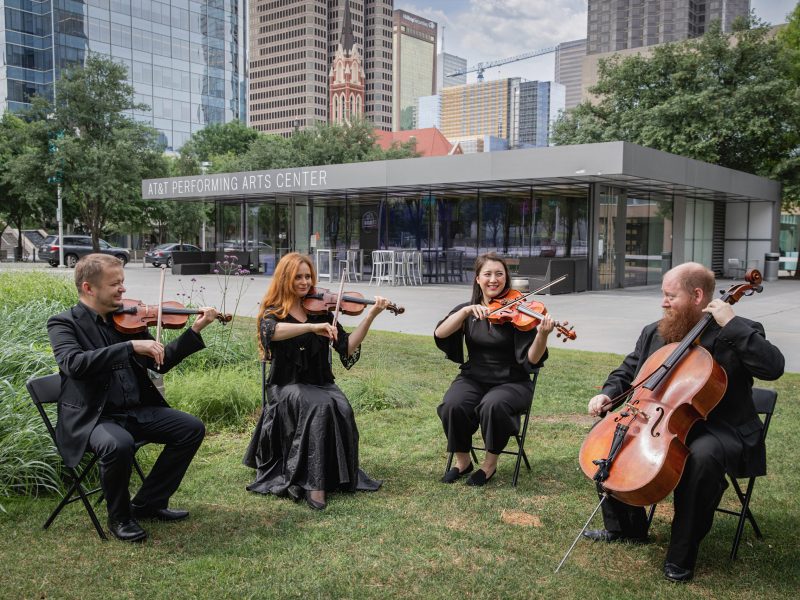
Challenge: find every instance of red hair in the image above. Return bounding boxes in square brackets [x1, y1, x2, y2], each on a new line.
[256, 252, 316, 359]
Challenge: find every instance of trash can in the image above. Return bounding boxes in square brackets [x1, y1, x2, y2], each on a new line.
[764, 252, 779, 282]
[511, 277, 529, 292]
[661, 252, 672, 275]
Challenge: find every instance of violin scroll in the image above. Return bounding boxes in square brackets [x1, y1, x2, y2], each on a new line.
[555, 321, 576, 342]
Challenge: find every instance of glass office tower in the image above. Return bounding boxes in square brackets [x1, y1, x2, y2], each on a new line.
[1, 0, 247, 152]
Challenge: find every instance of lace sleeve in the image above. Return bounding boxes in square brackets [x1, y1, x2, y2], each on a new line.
[334, 321, 360, 370]
[259, 316, 278, 362]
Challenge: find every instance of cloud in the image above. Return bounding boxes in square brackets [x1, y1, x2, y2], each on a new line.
[398, 0, 587, 82]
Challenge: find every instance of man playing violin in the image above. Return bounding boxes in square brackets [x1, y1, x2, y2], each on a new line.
[584, 262, 784, 582]
[47, 253, 219, 542]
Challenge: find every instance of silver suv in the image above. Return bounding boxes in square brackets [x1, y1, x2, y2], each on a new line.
[39, 235, 130, 268]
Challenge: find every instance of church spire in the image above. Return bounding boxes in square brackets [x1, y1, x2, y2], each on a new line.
[340, 0, 354, 52]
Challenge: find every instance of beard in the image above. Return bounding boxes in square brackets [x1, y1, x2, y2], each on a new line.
[657, 306, 704, 343]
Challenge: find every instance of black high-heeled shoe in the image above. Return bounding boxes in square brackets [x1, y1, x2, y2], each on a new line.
[305, 496, 327, 511]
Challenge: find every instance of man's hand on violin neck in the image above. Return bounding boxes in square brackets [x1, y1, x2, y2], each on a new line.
[132, 340, 165, 365]
[191, 307, 220, 332]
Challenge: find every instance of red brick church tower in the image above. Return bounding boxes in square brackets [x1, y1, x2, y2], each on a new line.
[329, 0, 365, 125]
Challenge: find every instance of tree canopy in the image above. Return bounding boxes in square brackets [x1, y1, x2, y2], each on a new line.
[552, 19, 800, 210]
[9, 54, 168, 250]
[181, 118, 418, 176]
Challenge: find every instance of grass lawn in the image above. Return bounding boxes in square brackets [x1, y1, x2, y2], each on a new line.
[1, 331, 798, 599]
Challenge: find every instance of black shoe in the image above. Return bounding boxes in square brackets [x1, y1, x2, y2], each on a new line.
[465, 468, 495, 487]
[582, 529, 649, 544]
[107, 518, 147, 543]
[305, 496, 327, 511]
[441, 462, 474, 483]
[663, 562, 693, 583]
[287, 485, 304, 503]
[131, 504, 189, 522]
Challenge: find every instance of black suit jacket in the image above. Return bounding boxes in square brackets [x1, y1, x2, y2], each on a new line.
[601, 316, 784, 478]
[47, 302, 205, 467]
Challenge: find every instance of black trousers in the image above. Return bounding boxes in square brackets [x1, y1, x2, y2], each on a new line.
[598, 426, 728, 571]
[437, 375, 533, 454]
[88, 406, 205, 522]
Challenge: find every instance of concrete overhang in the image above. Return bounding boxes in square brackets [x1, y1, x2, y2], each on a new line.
[142, 141, 781, 203]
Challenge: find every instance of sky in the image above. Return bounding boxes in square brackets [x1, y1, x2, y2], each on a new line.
[395, 0, 798, 84]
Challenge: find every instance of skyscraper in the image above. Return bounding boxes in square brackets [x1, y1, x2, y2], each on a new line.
[440, 78, 518, 151]
[392, 9, 436, 131]
[249, 0, 393, 137]
[436, 52, 467, 92]
[555, 39, 587, 111]
[517, 81, 565, 147]
[440, 78, 565, 152]
[586, 0, 751, 55]
[1, 0, 247, 153]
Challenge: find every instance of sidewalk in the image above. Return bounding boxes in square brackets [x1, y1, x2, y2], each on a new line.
[8, 261, 799, 373]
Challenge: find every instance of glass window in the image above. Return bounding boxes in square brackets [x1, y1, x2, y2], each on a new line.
[110, 22, 131, 48]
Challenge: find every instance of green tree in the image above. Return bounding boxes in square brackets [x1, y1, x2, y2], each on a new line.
[179, 120, 260, 164]
[19, 54, 167, 250]
[0, 113, 53, 258]
[553, 19, 800, 210]
[776, 3, 800, 213]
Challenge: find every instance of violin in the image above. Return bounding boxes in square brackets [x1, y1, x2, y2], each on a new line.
[112, 298, 232, 334]
[577, 270, 764, 507]
[302, 287, 405, 316]
[486, 289, 576, 342]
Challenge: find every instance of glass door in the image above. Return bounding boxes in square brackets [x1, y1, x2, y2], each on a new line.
[598, 186, 621, 289]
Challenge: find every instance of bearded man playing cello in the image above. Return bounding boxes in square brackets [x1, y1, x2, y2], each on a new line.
[583, 262, 783, 582]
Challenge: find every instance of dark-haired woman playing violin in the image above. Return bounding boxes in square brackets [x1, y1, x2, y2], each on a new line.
[243, 252, 389, 510]
[435, 253, 554, 486]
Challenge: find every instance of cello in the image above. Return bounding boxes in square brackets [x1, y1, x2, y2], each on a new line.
[577, 270, 764, 506]
[556, 269, 765, 572]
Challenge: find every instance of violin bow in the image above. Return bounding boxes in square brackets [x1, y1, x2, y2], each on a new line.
[328, 271, 347, 366]
[155, 265, 167, 368]
[486, 274, 568, 316]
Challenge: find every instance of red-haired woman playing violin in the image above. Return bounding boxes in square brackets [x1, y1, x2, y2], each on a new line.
[243, 252, 389, 510]
[434, 253, 554, 486]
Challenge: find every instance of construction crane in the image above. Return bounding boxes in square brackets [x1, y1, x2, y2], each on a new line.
[447, 46, 557, 82]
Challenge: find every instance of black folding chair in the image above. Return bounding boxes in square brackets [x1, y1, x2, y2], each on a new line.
[27, 373, 150, 541]
[715, 387, 777, 560]
[646, 387, 778, 560]
[444, 370, 539, 487]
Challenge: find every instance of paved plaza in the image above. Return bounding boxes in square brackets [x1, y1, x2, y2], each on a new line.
[4, 261, 798, 373]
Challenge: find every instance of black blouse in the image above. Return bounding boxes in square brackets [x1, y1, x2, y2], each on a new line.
[434, 302, 547, 384]
[260, 312, 360, 386]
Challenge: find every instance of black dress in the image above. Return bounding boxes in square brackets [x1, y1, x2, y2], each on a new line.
[435, 302, 548, 454]
[243, 312, 381, 497]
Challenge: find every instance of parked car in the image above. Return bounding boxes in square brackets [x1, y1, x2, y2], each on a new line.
[39, 235, 130, 268]
[144, 243, 202, 268]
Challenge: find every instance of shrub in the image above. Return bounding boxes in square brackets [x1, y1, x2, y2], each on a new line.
[164, 367, 261, 431]
[0, 272, 76, 310]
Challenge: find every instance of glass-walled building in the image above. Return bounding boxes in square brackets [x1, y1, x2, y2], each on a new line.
[1, 0, 247, 152]
[142, 141, 781, 290]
